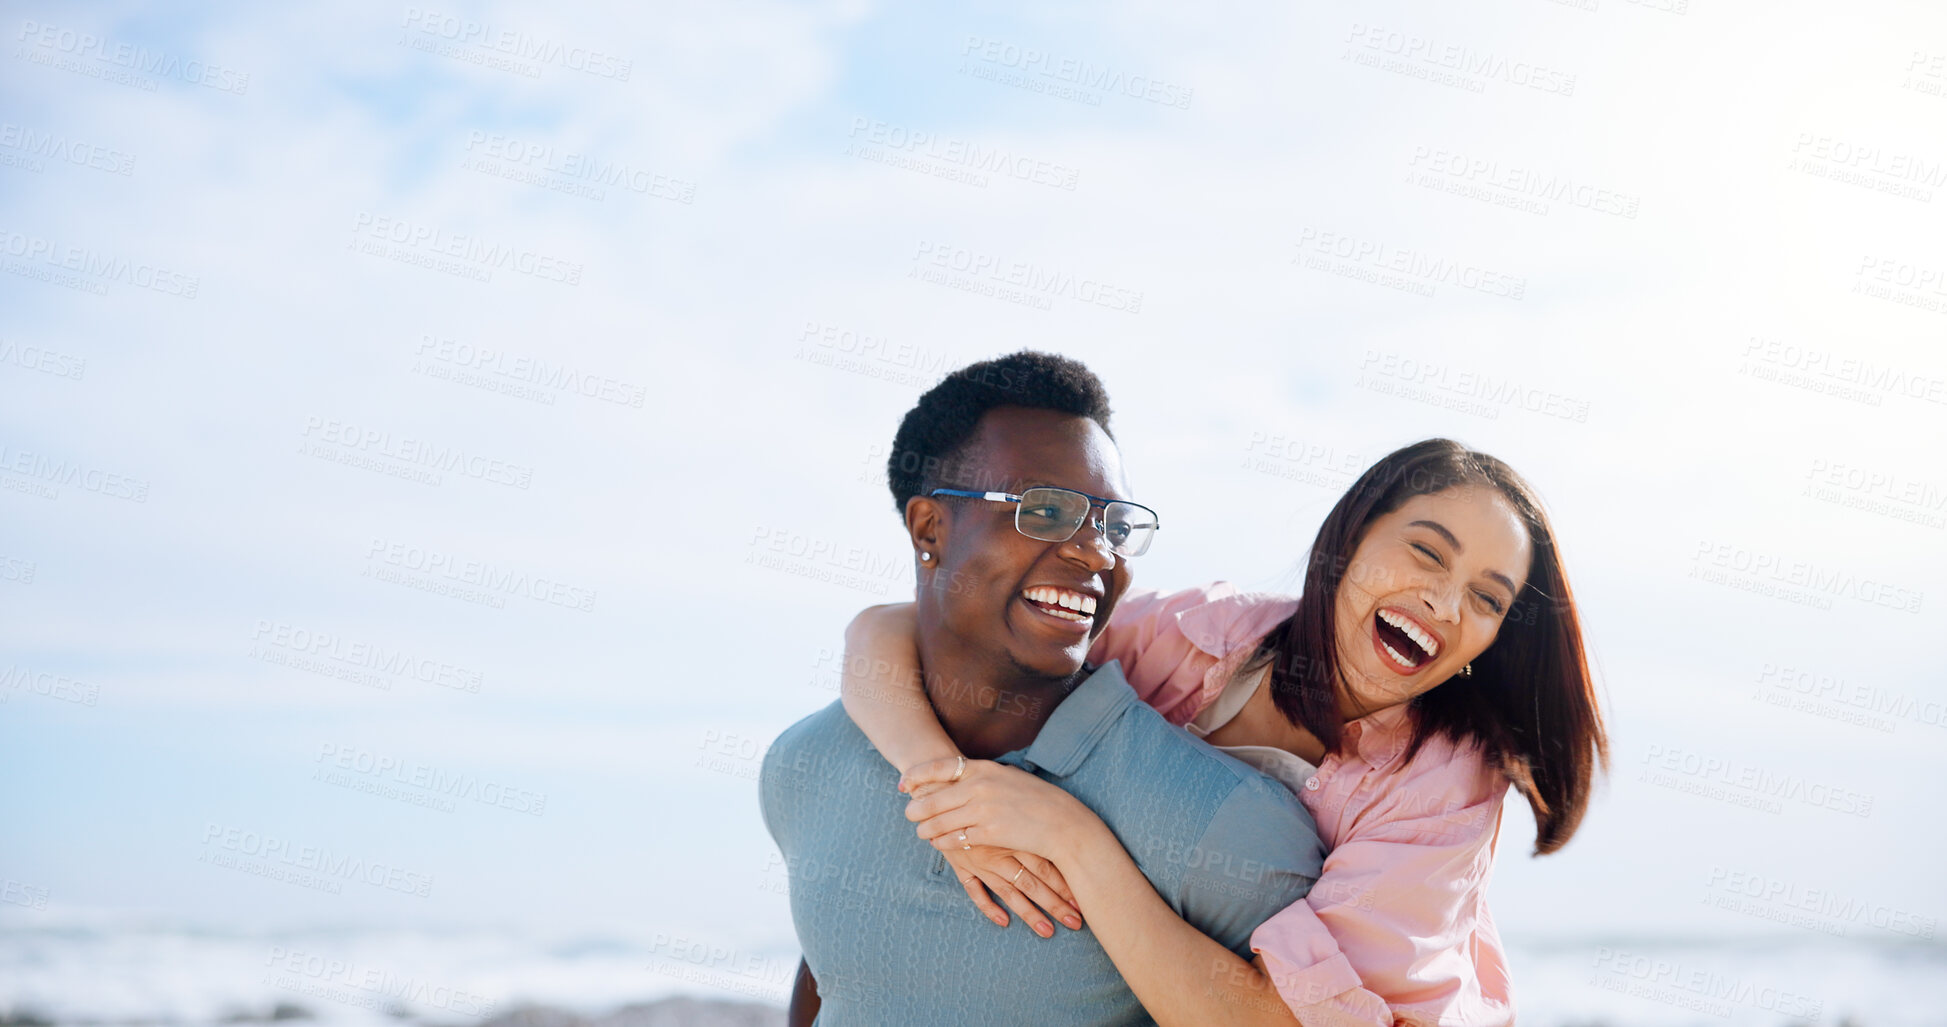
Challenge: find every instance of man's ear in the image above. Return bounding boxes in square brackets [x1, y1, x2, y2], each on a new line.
[904, 495, 947, 565]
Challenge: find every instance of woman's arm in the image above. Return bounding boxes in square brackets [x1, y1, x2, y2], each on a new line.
[837, 602, 956, 776]
[1089, 583, 1299, 727]
[1055, 827, 1319, 1027]
[1247, 761, 1511, 1026]
[906, 762, 1316, 1027]
[837, 602, 1084, 936]
[908, 745, 1513, 1027]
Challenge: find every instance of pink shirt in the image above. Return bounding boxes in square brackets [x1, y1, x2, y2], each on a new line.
[1088, 582, 1516, 1027]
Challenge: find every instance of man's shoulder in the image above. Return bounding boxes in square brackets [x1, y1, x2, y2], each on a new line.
[1113, 699, 1298, 793]
[760, 701, 889, 805]
[1093, 699, 1316, 832]
[768, 699, 856, 752]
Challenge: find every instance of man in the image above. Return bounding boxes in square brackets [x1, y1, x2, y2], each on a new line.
[760, 351, 1326, 1025]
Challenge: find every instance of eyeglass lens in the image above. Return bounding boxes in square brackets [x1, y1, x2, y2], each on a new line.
[1015, 487, 1155, 557]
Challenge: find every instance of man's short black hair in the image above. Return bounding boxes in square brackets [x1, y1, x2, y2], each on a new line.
[887, 350, 1114, 512]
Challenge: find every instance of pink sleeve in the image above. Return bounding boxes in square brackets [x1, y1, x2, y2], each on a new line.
[1250, 741, 1513, 1026]
[1086, 582, 1295, 727]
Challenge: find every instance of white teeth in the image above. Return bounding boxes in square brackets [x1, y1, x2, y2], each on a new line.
[1024, 586, 1097, 618]
[1382, 642, 1416, 669]
[1377, 609, 1438, 658]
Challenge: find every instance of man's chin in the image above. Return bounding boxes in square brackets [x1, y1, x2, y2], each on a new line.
[1009, 644, 1090, 681]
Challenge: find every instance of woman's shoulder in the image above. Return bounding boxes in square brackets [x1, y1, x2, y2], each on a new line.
[1366, 715, 1513, 826]
[1094, 581, 1298, 726]
[1150, 580, 1299, 659]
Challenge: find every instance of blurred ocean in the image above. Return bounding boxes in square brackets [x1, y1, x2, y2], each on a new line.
[2, 918, 1942, 1027]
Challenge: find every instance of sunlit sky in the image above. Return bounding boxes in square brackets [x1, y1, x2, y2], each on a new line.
[3, 0, 1944, 980]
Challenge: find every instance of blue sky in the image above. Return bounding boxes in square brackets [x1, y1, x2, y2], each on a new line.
[3, 0, 1945, 993]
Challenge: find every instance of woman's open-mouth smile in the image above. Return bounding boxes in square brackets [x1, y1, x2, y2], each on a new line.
[1370, 606, 1442, 675]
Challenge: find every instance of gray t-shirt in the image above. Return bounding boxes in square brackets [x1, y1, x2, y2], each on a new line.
[759, 660, 1327, 1026]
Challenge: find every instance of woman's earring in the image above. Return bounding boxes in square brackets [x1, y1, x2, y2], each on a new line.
[1459, 663, 1473, 678]
[919, 552, 932, 563]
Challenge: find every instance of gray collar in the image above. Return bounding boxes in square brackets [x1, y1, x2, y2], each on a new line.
[997, 660, 1137, 778]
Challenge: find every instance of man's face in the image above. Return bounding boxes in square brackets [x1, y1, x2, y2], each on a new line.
[917, 406, 1136, 681]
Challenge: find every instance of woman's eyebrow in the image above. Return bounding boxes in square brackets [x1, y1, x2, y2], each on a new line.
[1412, 519, 1518, 594]
[1409, 519, 1461, 551]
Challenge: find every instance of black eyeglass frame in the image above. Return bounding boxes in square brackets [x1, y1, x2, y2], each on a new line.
[926, 485, 1160, 558]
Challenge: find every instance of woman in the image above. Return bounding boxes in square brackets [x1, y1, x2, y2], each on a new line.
[841, 438, 1608, 1026]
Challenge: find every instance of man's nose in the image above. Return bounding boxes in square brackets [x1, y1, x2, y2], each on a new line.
[1062, 517, 1117, 570]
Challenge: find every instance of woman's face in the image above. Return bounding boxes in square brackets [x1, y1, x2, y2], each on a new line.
[1331, 486, 1533, 716]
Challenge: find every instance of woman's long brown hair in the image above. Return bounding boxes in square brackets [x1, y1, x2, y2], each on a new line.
[1247, 438, 1608, 855]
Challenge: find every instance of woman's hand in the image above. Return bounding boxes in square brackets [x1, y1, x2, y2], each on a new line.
[904, 758, 1110, 885]
[942, 845, 1084, 938]
[904, 757, 1087, 936]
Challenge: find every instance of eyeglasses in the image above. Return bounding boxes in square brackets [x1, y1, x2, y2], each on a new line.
[927, 485, 1160, 558]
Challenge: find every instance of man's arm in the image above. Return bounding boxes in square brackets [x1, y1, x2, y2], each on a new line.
[787, 958, 819, 1027]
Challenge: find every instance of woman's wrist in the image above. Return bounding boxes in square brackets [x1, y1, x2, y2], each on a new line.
[1049, 801, 1120, 869]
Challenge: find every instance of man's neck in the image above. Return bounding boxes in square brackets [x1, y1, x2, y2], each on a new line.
[916, 637, 1085, 760]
